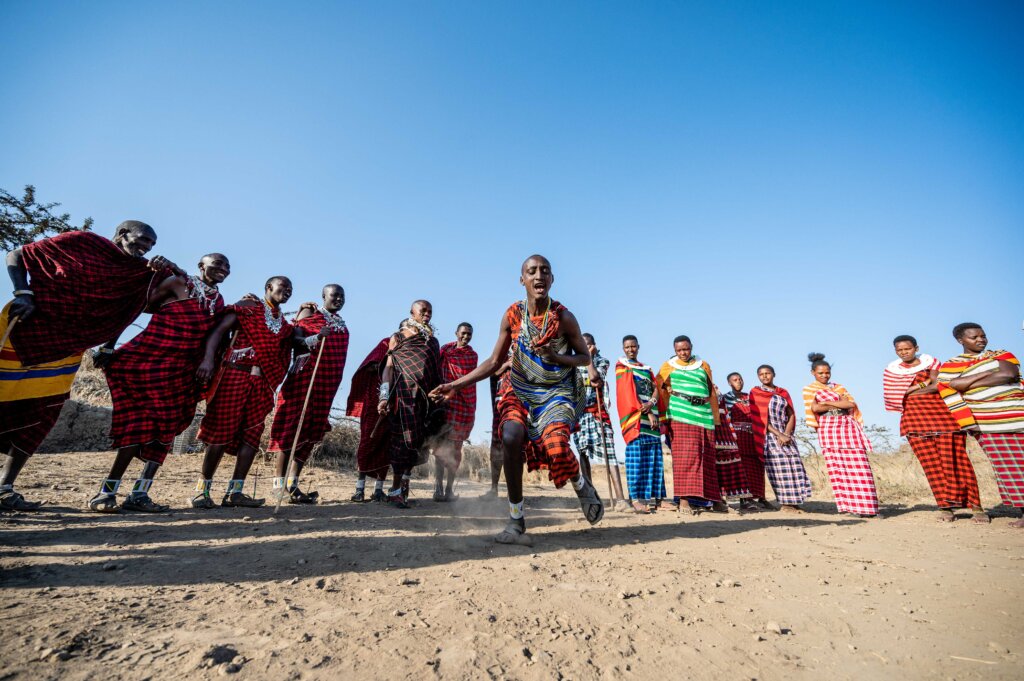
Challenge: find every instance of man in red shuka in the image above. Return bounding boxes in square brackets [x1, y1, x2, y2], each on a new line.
[267, 284, 349, 504]
[2, 221, 175, 511]
[191, 276, 328, 509]
[88, 253, 232, 513]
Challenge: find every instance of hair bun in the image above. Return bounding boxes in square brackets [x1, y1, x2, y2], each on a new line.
[807, 352, 826, 363]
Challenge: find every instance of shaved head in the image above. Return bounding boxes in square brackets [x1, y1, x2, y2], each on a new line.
[323, 283, 344, 296]
[265, 275, 291, 291]
[521, 254, 551, 273]
[411, 299, 431, 314]
[200, 252, 228, 265]
[113, 220, 155, 240]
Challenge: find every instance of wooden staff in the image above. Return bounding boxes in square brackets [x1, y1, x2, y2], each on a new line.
[275, 335, 328, 513]
[0, 314, 20, 353]
[203, 332, 238, 405]
[594, 383, 617, 504]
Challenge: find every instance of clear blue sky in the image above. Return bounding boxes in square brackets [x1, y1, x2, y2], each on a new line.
[3, 1, 1022, 452]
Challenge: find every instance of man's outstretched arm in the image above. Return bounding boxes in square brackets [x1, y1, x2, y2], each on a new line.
[431, 314, 513, 401]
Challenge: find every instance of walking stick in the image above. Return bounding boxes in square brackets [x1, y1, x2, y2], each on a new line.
[204, 333, 238, 405]
[594, 384, 617, 504]
[275, 336, 327, 513]
[0, 315, 20, 353]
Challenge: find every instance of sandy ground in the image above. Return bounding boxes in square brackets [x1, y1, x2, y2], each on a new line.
[1, 452, 1022, 681]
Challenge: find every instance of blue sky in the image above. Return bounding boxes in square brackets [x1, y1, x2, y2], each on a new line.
[2, 1, 1022, 452]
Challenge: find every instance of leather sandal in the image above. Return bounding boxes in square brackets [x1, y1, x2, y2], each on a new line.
[87, 493, 120, 513]
[121, 494, 169, 513]
[191, 494, 215, 509]
[574, 478, 604, 525]
[222, 492, 265, 508]
[494, 517, 532, 545]
[288, 487, 319, 505]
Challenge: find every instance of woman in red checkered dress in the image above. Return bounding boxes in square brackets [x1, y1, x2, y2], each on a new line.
[883, 335, 985, 523]
[802, 353, 879, 517]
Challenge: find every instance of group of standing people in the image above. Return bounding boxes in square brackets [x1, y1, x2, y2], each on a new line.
[603, 334, 812, 516]
[2, 225, 1022, 541]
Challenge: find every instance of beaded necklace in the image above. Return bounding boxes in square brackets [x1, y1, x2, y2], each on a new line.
[187, 276, 220, 316]
[402, 318, 434, 339]
[319, 307, 347, 332]
[520, 298, 551, 342]
[263, 300, 283, 334]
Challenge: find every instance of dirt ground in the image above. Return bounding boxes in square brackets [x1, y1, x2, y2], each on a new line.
[1, 451, 1022, 681]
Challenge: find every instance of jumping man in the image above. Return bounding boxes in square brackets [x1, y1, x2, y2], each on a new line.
[431, 255, 603, 545]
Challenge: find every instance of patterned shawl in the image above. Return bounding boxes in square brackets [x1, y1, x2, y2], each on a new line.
[389, 331, 443, 448]
[749, 385, 794, 453]
[882, 354, 938, 413]
[937, 350, 1024, 432]
[802, 381, 862, 429]
[440, 342, 478, 440]
[10, 231, 158, 365]
[656, 356, 715, 429]
[506, 300, 585, 440]
[615, 357, 658, 444]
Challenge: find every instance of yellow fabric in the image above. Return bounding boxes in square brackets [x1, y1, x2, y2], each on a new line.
[0, 302, 82, 402]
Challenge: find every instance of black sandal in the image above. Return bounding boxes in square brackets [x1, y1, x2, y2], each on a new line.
[350, 488, 366, 502]
[121, 494, 169, 513]
[221, 492, 265, 508]
[575, 479, 605, 525]
[87, 493, 120, 513]
[288, 487, 319, 505]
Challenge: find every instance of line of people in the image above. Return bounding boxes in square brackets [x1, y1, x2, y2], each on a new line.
[580, 325, 1023, 527]
[2, 227, 1021, 539]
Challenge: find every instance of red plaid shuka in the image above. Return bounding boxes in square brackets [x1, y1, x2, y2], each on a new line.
[388, 332, 444, 468]
[268, 312, 350, 463]
[346, 338, 392, 475]
[106, 284, 226, 463]
[727, 392, 765, 497]
[974, 432, 1024, 507]
[440, 342, 478, 441]
[749, 386, 795, 455]
[197, 305, 292, 454]
[669, 421, 721, 501]
[11, 231, 158, 366]
[715, 396, 751, 499]
[0, 395, 67, 455]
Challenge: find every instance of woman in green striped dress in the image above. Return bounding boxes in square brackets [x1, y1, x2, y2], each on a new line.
[656, 335, 727, 514]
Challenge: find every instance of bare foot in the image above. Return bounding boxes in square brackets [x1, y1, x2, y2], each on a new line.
[630, 500, 651, 514]
[937, 509, 955, 523]
[1008, 518, 1024, 529]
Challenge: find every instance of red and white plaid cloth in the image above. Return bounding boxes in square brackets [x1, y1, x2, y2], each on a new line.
[814, 388, 873, 453]
[882, 355, 939, 413]
[822, 449, 879, 515]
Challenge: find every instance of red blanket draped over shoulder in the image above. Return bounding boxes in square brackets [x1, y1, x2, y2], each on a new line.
[440, 342, 478, 441]
[268, 312, 350, 456]
[106, 285, 225, 458]
[749, 386, 795, 453]
[11, 231, 157, 366]
[346, 338, 391, 473]
[235, 304, 292, 388]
